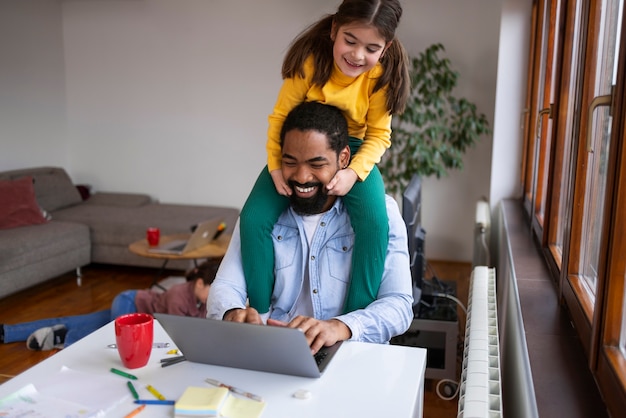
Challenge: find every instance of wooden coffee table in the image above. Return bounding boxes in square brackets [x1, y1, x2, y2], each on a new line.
[129, 233, 231, 288]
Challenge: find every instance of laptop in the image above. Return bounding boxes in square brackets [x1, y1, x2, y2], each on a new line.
[148, 218, 223, 255]
[154, 313, 343, 378]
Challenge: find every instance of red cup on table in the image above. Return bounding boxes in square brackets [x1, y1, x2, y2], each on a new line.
[114, 313, 154, 369]
[146, 227, 160, 246]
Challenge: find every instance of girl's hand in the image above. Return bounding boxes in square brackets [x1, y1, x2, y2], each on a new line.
[326, 168, 358, 196]
[270, 169, 292, 196]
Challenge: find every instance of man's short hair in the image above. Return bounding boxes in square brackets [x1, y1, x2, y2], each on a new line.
[280, 101, 349, 153]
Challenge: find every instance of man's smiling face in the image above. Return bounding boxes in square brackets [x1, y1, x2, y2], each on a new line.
[281, 128, 350, 215]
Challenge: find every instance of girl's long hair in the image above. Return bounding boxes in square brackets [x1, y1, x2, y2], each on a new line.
[282, 0, 410, 114]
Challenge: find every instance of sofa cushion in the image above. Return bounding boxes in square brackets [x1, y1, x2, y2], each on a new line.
[84, 192, 152, 207]
[52, 203, 240, 248]
[0, 176, 48, 230]
[0, 167, 82, 212]
[31, 169, 83, 211]
[0, 220, 90, 275]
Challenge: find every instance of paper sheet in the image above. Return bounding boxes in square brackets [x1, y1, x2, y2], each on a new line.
[0, 366, 130, 417]
[0, 384, 98, 418]
[37, 366, 130, 413]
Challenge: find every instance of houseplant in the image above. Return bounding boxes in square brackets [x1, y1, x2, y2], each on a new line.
[380, 43, 491, 197]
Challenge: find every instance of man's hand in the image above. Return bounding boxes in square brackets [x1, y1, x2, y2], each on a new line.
[223, 307, 264, 324]
[267, 316, 351, 354]
[326, 168, 358, 196]
[270, 169, 292, 196]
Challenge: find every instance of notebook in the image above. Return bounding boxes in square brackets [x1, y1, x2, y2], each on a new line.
[154, 313, 342, 378]
[147, 218, 223, 255]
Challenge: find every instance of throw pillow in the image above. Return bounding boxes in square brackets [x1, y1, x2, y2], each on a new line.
[0, 176, 49, 230]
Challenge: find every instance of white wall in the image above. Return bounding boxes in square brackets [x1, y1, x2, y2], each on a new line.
[491, 0, 531, 207]
[397, 0, 501, 260]
[1, 0, 527, 263]
[0, 0, 67, 169]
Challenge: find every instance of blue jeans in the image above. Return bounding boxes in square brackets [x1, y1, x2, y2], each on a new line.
[3, 290, 138, 347]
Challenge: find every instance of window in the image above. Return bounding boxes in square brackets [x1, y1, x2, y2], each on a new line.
[520, 0, 626, 414]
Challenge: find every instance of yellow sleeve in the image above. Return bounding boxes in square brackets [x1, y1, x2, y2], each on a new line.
[348, 86, 392, 181]
[266, 64, 313, 172]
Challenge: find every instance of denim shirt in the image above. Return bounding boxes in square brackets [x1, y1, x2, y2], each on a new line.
[207, 195, 413, 343]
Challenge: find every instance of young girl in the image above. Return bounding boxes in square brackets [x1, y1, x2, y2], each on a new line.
[240, 0, 410, 314]
[0, 260, 219, 350]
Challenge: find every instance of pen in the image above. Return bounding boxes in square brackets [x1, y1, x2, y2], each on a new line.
[146, 384, 166, 400]
[110, 368, 138, 380]
[160, 356, 187, 367]
[160, 355, 186, 363]
[108, 342, 169, 349]
[133, 399, 175, 405]
[127, 381, 139, 400]
[124, 404, 145, 418]
[205, 378, 263, 402]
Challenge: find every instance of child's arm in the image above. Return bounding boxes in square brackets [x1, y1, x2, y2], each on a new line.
[270, 169, 291, 196]
[327, 88, 392, 196]
[267, 68, 312, 195]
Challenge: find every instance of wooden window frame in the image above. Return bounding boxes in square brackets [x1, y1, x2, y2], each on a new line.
[520, 0, 626, 414]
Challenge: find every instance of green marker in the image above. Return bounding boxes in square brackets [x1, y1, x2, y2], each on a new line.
[127, 381, 139, 400]
[110, 367, 137, 380]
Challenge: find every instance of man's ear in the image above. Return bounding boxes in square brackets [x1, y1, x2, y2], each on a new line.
[339, 146, 350, 169]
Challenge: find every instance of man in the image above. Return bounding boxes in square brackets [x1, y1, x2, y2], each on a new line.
[207, 102, 413, 354]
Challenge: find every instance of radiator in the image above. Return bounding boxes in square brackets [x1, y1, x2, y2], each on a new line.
[473, 200, 491, 266]
[457, 266, 502, 418]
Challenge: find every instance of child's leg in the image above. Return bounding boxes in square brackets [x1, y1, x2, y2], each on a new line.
[110, 290, 138, 318]
[63, 310, 112, 346]
[3, 309, 111, 344]
[341, 140, 389, 313]
[240, 167, 289, 313]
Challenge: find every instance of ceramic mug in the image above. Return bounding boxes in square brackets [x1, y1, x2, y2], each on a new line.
[146, 227, 160, 246]
[114, 313, 154, 369]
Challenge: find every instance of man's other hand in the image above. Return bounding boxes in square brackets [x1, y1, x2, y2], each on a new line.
[267, 316, 351, 354]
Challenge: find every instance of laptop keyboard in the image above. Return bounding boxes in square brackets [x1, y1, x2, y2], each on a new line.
[314, 350, 328, 367]
[169, 242, 186, 252]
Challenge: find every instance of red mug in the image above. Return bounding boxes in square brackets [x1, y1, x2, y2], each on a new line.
[146, 227, 160, 246]
[114, 313, 154, 369]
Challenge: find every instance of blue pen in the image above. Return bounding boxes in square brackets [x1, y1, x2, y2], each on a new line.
[134, 399, 175, 405]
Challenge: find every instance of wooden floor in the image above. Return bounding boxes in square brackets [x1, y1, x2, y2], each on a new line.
[0, 260, 471, 418]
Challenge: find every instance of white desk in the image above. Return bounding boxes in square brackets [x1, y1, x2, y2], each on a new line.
[0, 321, 426, 417]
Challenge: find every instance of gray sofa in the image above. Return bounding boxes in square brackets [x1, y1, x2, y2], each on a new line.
[0, 167, 239, 299]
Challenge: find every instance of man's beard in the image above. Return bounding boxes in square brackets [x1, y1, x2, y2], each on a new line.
[288, 181, 330, 215]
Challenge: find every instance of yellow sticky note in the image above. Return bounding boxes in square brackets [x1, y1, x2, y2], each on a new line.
[220, 395, 266, 418]
[175, 386, 229, 416]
